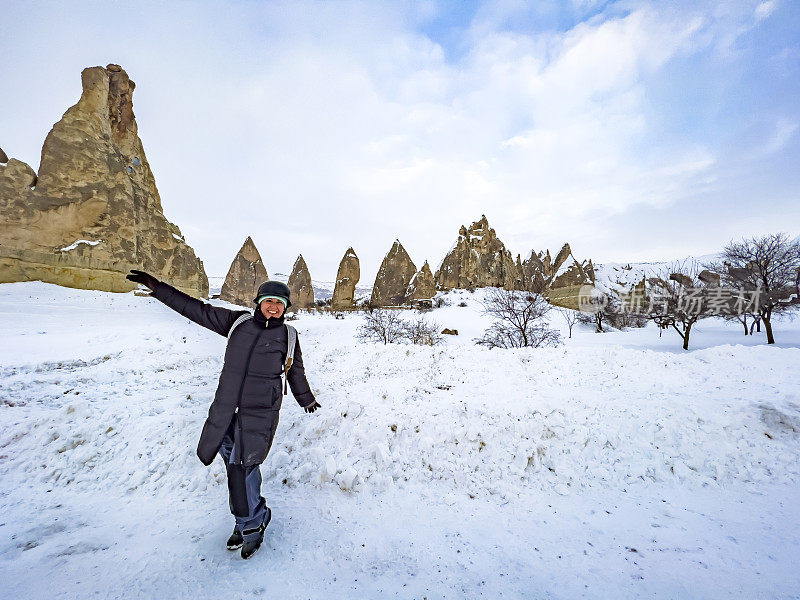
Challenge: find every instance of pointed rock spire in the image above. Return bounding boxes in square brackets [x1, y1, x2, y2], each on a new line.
[0, 64, 208, 297]
[371, 240, 417, 307]
[220, 236, 268, 307]
[406, 260, 436, 302]
[331, 247, 360, 310]
[521, 242, 595, 292]
[287, 254, 314, 311]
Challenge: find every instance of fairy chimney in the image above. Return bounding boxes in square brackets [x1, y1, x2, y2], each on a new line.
[331, 247, 360, 310]
[371, 240, 417, 307]
[287, 254, 314, 311]
[406, 261, 437, 302]
[0, 64, 208, 297]
[219, 237, 268, 307]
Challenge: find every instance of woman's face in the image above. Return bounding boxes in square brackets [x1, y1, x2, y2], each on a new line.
[260, 298, 285, 319]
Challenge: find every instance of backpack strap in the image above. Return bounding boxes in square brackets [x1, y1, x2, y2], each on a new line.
[282, 324, 297, 395]
[227, 313, 253, 340]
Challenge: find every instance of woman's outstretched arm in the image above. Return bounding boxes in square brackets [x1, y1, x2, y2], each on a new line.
[127, 270, 246, 337]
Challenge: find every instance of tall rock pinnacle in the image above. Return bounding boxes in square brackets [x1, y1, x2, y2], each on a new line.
[0, 64, 208, 297]
[406, 261, 437, 302]
[371, 239, 417, 307]
[331, 247, 360, 310]
[287, 254, 314, 311]
[220, 236, 268, 307]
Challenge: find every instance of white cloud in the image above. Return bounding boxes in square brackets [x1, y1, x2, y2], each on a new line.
[760, 119, 799, 155]
[754, 0, 778, 22]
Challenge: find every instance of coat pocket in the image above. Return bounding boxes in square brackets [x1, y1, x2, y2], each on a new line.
[241, 378, 282, 411]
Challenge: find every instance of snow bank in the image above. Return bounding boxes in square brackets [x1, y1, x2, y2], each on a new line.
[2, 282, 800, 598]
[2, 292, 799, 504]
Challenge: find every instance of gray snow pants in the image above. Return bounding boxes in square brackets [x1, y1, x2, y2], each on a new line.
[219, 424, 270, 542]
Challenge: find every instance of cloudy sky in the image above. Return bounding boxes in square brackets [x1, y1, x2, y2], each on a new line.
[2, 0, 798, 283]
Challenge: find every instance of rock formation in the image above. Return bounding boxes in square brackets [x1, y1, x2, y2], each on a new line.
[371, 240, 417, 307]
[522, 243, 596, 309]
[698, 270, 720, 287]
[434, 215, 521, 290]
[0, 64, 208, 297]
[406, 261, 437, 302]
[331, 247, 360, 310]
[521, 243, 595, 292]
[0, 147, 8, 163]
[219, 236, 268, 307]
[287, 254, 314, 311]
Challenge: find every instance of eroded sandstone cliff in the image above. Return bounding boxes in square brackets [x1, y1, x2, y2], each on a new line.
[434, 216, 521, 291]
[0, 64, 208, 297]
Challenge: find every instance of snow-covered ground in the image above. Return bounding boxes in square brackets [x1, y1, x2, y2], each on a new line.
[1, 282, 799, 599]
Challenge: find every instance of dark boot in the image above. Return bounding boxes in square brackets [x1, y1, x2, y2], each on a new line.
[240, 534, 262, 559]
[226, 528, 243, 550]
[241, 507, 271, 560]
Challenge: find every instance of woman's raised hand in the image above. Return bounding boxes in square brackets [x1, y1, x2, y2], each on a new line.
[126, 269, 160, 291]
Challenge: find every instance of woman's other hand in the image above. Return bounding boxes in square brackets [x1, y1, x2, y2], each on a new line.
[304, 401, 321, 414]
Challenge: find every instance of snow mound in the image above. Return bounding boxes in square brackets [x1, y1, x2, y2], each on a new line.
[3, 335, 799, 502]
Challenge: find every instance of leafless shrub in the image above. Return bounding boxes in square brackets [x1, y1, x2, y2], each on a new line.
[356, 309, 405, 344]
[614, 309, 649, 329]
[402, 315, 443, 346]
[433, 295, 449, 308]
[576, 289, 624, 332]
[358, 298, 375, 311]
[475, 288, 561, 349]
[577, 290, 648, 332]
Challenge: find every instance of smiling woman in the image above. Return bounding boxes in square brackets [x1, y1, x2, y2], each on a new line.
[255, 280, 292, 320]
[124, 269, 320, 559]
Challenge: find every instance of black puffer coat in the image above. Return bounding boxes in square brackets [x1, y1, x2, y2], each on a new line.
[151, 282, 316, 467]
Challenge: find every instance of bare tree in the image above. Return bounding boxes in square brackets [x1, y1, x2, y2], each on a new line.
[701, 261, 758, 336]
[476, 288, 561, 348]
[715, 233, 800, 344]
[356, 309, 406, 344]
[556, 307, 579, 338]
[646, 262, 713, 350]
